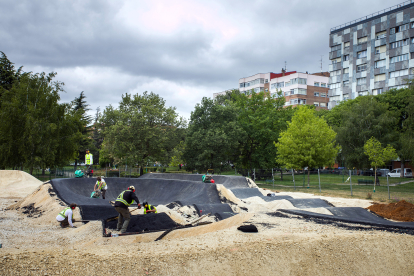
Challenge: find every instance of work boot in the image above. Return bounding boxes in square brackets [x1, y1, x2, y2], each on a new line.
[120, 218, 130, 233]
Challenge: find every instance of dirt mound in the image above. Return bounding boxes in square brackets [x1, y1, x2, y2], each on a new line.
[367, 200, 414, 222]
[0, 170, 43, 198]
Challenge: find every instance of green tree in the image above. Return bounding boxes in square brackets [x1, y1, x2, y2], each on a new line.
[376, 86, 414, 176]
[101, 91, 185, 175]
[0, 51, 22, 98]
[234, 90, 293, 174]
[275, 105, 340, 187]
[0, 71, 81, 173]
[326, 96, 396, 169]
[183, 95, 242, 172]
[364, 137, 397, 192]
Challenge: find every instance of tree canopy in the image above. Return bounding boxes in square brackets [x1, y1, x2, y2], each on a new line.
[275, 105, 339, 186]
[100, 91, 185, 174]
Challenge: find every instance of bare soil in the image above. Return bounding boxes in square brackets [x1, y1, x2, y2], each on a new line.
[367, 200, 414, 222]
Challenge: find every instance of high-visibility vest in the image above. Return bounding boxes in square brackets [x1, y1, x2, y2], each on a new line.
[116, 190, 133, 206]
[144, 204, 157, 214]
[97, 180, 106, 190]
[58, 207, 73, 219]
[85, 153, 93, 165]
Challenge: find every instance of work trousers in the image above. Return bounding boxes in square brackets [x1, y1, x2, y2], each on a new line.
[59, 217, 75, 228]
[115, 207, 130, 233]
[101, 190, 106, 199]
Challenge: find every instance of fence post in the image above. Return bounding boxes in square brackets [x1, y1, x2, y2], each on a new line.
[303, 171, 305, 188]
[272, 168, 274, 189]
[292, 169, 296, 190]
[349, 170, 353, 196]
[253, 168, 255, 182]
[387, 175, 390, 200]
[318, 169, 321, 193]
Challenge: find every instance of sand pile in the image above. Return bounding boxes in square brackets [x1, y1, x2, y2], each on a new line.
[8, 183, 81, 224]
[0, 170, 43, 198]
[367, 200, 414, 222]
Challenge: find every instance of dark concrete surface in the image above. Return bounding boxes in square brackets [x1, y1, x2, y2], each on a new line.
[279, 207, 414, 229]
[106, 213, 178, 232]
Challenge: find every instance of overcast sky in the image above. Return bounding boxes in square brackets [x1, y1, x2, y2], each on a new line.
[0, 0, 404, 121]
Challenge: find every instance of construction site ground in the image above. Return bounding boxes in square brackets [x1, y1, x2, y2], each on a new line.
[1, 171, 414, 275]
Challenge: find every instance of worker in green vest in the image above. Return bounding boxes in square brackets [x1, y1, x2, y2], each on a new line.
[114, 186, 141, 233]
[56, 203, 77, 228]
[143, 202, 157, 214]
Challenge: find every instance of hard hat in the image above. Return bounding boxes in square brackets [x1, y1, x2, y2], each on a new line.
[128, 185, 135, 190]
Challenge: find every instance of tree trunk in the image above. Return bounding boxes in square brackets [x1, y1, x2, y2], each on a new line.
[74, 159, 78, 171]
[401, 158, 405, 178]
[280, 169, 283, 181]
[374, 166, 377, 192]
[307, 169, 310, 188]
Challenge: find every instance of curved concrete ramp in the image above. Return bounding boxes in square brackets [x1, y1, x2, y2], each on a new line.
[279, 207, 414, 229]
[230, 187, 293, 202]
[50, 178, 234, 221]
[140, 173, 251, 189]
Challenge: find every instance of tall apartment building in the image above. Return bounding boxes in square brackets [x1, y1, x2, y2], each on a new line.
[329, 1, 414, 109]
[239, 70, 330, 110]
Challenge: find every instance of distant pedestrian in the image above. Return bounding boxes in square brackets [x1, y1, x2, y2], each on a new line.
[94, 176, 107, 199]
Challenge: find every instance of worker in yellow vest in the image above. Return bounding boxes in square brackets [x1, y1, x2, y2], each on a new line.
[85, 149, 93, 177]
[56, 203, 77, 228]
[143, 202, 157, 214]
[114, 186, 141, 233]
[93, 176, 107, 199]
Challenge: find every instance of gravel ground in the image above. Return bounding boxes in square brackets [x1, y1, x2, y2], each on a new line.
[1, 177, 414, 275]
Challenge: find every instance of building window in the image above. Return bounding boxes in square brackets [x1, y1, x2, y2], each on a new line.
[330, 44, 341, 52]
[344, 42, 350, 48]
[390, 23, 409, 34]
[375, 45, 386, 54]
[389, 69, 409, 78]
[314, 102, 319, 107]
[411, 53, 414, 59]
[314, 82, 320, 87]
[343, 55, 349, 61]
[357, 36, 367, 44]
[343, 68, 349, 74]
[298, 78, 307, 85]
[332, 57, 341, 64]
[331, 69, 341, 76]
[321, 83, 327, 87]
[343, 95, 349, 101]
[358, 91, 369, 96]
[374, 74, 386, 82]
[390, 39, 409, 49]
[343, 80, 349, 86]
[390, 54, 409, 63]
[357, 77, 366, 85]
[314, 92, 319, 97]
[330, 82, 341, 89]
[357, 50, 367, 59]
[240, 83, 245, 88]
[357, 64, 367, 72]
[320, 102, 327, 107]
[321, 93, 326, 97]
[373, 88, 384, 95]
[374, 59, 386, 69]
[376, 31, 386, 39]
[265, 79, 268, 83]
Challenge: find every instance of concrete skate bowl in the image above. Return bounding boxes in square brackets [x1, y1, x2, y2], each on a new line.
[139, 173, 251, 189]
[50, 177, 235, 224]
[278, 207, 414, 231]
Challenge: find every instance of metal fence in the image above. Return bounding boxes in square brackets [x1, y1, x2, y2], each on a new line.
[250, 169, 414, 202]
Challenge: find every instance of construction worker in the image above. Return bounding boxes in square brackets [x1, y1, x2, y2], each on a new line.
[56, 203, 77, 228]
[114, 186, 141, 233]
[85, 149, 93, 177]
[143, 202, 157, 214]
[93, 176, 107, 199]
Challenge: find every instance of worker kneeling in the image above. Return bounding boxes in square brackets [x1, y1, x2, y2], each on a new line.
[143, 202, 157, 214]
[56, 203, 77, 228]
[114, 186, 141, 233]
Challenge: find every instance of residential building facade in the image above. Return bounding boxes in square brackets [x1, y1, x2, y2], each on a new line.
[329, 1, 414, 109]
[239, 71, 330, 110]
